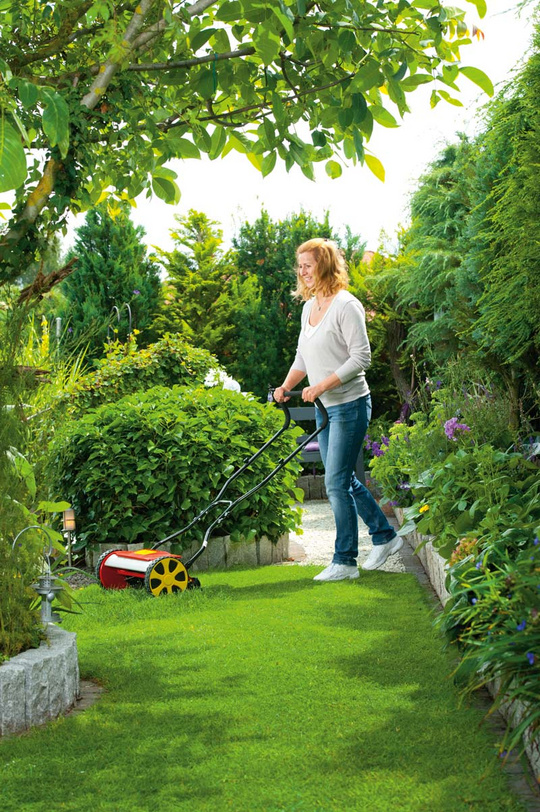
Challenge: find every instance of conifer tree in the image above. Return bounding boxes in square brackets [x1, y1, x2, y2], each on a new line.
[59, 205, 161, 360]
[151, 210, 239, 365]
[231, 210, 339, 398]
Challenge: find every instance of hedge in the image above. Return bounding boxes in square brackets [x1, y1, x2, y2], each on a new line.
[48, 385, 303, 554]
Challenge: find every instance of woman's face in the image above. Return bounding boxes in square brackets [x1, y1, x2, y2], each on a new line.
[297, 252, 317, 290]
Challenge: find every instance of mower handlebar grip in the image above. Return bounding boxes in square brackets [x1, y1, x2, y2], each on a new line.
[279, 390, 328, 429]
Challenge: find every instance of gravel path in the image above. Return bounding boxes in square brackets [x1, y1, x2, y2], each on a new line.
[289, 499, 406, 573]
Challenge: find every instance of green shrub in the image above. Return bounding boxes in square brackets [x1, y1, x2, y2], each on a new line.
[400, 445, 538, 559]
[440, 531, 540, 755]
[0, 448, 59, 661]
[48, 386, 303, 554]
[0, 528, 44, 662]
[58, 333, 221, 415]
[367, 411, 450, 507]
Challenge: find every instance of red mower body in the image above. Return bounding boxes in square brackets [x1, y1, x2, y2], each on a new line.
[97, 549, 195, 595]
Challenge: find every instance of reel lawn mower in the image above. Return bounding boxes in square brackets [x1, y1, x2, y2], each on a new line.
[96, 391, 328, 596]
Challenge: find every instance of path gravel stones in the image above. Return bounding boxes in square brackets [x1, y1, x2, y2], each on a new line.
[289, 499, 406, 572]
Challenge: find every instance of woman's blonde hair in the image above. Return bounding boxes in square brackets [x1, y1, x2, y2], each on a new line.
[293, 238, 349, 301]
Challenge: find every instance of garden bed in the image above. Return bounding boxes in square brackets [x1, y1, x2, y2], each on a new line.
[395, 507, 540, 781]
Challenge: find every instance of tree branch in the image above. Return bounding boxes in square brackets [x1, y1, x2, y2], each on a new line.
[17, 256, 79, 304]
[80, 0, 159, 110]
[128, 46, 256, 71]
[10, 1, 94, 68]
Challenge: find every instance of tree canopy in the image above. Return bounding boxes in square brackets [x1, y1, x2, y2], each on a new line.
[0, 0, 492, 287]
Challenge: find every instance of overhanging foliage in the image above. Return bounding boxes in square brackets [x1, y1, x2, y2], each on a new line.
[0, 0, 492, 284]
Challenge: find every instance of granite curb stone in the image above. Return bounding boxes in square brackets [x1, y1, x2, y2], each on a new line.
[0, 625, 80, 736]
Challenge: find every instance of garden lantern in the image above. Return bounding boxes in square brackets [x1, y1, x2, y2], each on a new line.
[63, 508, 76, 566]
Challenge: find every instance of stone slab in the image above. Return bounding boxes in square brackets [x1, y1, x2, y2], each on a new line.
[0, 662, 27, 735]
[0, 626, 80, 737]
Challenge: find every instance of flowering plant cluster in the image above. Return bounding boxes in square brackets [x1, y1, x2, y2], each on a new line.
[441, 531, 540, 756]
[443, 417, 471, 441]
[368, 377, 540, 758]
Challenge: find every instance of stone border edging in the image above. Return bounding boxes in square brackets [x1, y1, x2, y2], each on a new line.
[394, 508, 540, 782]
[86, 533, 289, 571]
[0, 625, 80, 736]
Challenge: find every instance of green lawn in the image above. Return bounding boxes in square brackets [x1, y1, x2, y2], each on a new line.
[1, 566, 526, 812]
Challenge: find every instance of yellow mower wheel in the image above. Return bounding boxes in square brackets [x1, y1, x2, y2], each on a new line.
[144, 556, 189, 596]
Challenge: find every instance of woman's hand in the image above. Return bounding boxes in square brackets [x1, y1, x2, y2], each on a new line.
[273, 386, 289, 403]
[302, 384, 325, 403]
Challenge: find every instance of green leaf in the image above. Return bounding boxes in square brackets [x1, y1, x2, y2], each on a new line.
[209, 127, 227, 160]
[15, 78, 39, 109]
[364, 153, 385, 182]
[459, 66, 494, 97]
[194, 68, 215, 99]
[261, 151, 277, 177]
[0, 116, 27, 192]
[401, 74, 434, 92]
[325, 160, 342, 179]
[215, 1, 242, 22]
[311, 130, 327, 147]
[190, 28, 217, 51]
[438, 89, 463, 107]
[338, 107, 354, 129]
[272, 8, 295, 43]
[171, 137, 201, 160]
[40, 87, 70, 157]
[37, 500, 71, 513]
[253, 28, 281, 65]
[465, 0, 487, 18]
[301, 161, 315, 181]
[152, 170, 181, 204]
[351, 93, 367, 124]
[370, 105, 399, 128]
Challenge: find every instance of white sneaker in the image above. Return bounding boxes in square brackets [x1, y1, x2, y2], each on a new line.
[313, 563, 360, 582]
[361, 536, 403, 570]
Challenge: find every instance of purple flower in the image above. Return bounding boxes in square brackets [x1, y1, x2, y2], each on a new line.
[67, 327, 73, 333]
[398, 481, 411, 490]
[471, 598, 477, 605]
[517, 620, 527, 631]
[381, 436, 390, 447]
[435, 380, 442, 390]
[133, 289, 141, 295]
[444, 417, 471, 441]
[526, 652, 536, 666]
[364, 434, 372, 450]
[475, 562, 482, 570]
[534, 537, 539, 546]
[371, 442, 385, 457]
[388, 500, 398, 507]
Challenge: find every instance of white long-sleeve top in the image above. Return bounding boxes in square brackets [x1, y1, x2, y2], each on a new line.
[291, 289, 371, 407]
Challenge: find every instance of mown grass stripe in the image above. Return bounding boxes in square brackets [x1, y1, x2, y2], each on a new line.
[0, 566, 526, 812]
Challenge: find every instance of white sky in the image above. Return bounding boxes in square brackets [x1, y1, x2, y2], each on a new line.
[67, 1, 533, 254]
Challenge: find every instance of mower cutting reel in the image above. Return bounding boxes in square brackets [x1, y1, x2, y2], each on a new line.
[96, 549, 199, 596]
[96, 391, 328, 595]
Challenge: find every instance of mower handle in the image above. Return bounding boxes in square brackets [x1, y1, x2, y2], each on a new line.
[274, 390, 329, 429]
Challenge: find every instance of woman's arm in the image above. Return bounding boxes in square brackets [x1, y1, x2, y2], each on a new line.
[301, 372, 341, 403]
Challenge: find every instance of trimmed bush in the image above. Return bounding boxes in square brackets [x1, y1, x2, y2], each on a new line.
[48, 386, 303, 554]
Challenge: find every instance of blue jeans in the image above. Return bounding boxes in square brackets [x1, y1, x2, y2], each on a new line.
[315, 395, 396, 566]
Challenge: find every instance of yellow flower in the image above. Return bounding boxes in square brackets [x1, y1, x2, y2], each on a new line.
[419, 504, 430, 514]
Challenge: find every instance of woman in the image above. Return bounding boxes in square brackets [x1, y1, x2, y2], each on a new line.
[274, 238, 402, 581]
